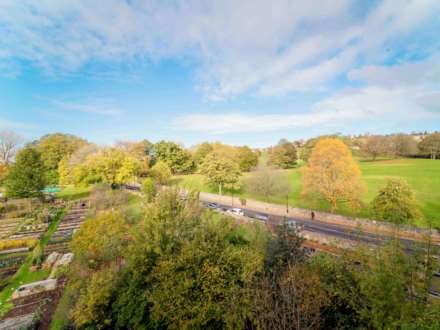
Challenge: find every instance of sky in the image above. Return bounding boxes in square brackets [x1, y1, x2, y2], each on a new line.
[0, 0, 439, 148]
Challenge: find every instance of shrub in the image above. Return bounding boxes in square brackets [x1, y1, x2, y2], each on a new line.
[0, 239, 38, 251]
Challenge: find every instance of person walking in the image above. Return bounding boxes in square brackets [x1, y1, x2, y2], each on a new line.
[311, 211, 315, 220]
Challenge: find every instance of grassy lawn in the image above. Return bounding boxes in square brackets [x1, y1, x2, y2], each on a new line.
[175, 158, 440, 228]
[55, 186, 92, 200]
[0, 208, 65, 316]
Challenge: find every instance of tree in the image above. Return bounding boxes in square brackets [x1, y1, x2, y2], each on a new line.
[69, 190, 264, 329]
[192, 142, 213, 166]
[200, 151, 241, 195]
[252, 264, 328, 330]
[141, 178, 157, 202]
[235, 146, 258, 171]
[0, 130, 22, 165]
[152, 141, 194, 174]
[115, 140, 151, 176]
[302, 138, 365, 212]
[361, 135, 389, 160]
[370, 179, 421, 224]
[389, 134, 418, 157]
[0, 164, 8, 185]
[244, 166, 291, 203]
[71, 148, 141, 187]
[268, 141, 297, 168]
[419, 132, 440, 159]
[150, 161, 172, 185]
[37, 133, 87, 184]
[5, 146, 46, 198]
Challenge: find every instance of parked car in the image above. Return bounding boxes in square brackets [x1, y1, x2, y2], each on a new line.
[226, 208, 244, 216]
[206, 202, 219, 209]
[253, 213, 269, 221]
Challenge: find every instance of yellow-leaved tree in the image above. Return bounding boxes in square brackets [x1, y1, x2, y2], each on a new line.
[302, 138, 365, 212]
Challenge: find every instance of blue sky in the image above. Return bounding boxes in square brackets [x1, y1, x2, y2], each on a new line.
[0, 0, 439, 147]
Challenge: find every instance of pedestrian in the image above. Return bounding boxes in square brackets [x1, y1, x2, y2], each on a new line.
[311, 211, 315, 220]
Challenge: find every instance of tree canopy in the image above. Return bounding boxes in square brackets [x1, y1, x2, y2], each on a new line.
[370, 179, 421, 224]
[268, 140, 297, 169]
[5, 146, 46, 198]
[37, 133, 87, 184]
[152, 141, 194, 174]
[199, 151, 241, 195]
[302, 138, 365, 212]
[419, 132, 440, 159]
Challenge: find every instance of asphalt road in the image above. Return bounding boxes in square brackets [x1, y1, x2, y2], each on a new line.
[206, 201, 434, 251]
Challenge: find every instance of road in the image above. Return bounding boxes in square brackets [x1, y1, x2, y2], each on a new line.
[206, 201, 435, 252]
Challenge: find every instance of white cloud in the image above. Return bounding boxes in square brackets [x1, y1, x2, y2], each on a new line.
[1, 0, 439, 99]
[176, 53, 440, 134]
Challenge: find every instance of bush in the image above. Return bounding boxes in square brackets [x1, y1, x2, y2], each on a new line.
[141, 178, 157, 202]
[0, 239, 38, 251]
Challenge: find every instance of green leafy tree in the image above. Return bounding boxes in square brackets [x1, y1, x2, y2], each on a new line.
[419, 132, 440, 159]
[192, 142, 213, 166]
[37, 133, 87, 184]
[150, 160, 172, 185]
[268, 140, 297, 168]
[69, 190, 265, 329]
[152, 141, 194, 174]
[371, 179, 422, 224]
[5, 146, 46, 198]
[141, 177, 157, 202]
[200, 151, 241, 195]
[235, 146, 258, 171]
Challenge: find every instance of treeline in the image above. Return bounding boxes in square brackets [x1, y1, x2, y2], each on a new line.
[0, 133, 259, 198]
[55, 187, 440, 329]
[293, 132, 440, 161]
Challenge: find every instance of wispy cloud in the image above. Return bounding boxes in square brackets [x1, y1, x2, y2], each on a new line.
[46, 97, 123, 116]
[0, 117, 34, 130]
[176, 53, 440, 134]
[0, 0, 439, 100]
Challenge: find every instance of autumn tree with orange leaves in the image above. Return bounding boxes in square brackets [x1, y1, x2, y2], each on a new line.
[302, 138, 365, 212]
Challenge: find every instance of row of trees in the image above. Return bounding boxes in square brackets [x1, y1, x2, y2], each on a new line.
[1, 131, 261, 198]
[60, 188, 439, 329]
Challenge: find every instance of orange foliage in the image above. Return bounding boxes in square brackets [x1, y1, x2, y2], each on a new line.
[302, 138, 365, 212]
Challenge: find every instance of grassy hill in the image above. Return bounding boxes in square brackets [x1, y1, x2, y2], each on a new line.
[174, 158, 440, 228]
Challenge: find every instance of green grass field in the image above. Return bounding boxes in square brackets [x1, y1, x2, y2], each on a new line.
[175, 158, 440, 228]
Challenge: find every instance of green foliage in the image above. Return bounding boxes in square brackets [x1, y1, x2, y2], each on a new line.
[141, 178, 156, 202]
[5, 146, 46, 198]
[152, 141, 194, 174]
[311, 241, 438, 330]
[150, 160, 172, 185]
[37, 133, 87, 184]
[192, 142, 213, 166]
[235, 146, 258, 171]
[71, 148, 141, 187]
[68, 190, 264, 329]
[264, 222, 305, 273]
[268, 140, 297, 168]
[371, 179, 422, 224]
[199, 151, 241, 194]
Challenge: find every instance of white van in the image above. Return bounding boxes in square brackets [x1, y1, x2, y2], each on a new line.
[227, 208, 244, 216]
